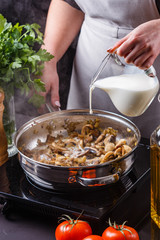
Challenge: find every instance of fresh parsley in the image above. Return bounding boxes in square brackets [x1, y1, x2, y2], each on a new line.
[0, 14, 54, 107]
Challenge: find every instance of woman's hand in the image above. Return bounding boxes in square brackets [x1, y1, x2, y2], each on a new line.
[108, 19, 160, 69]
[41, 60, 60, 109]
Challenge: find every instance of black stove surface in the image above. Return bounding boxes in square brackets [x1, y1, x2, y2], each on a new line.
[0, 138, 150, 230]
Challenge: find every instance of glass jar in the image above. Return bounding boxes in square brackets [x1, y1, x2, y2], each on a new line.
[3, 88, 17, 157]
[90, 53, 159, 117]
[150, 125, 160, 228]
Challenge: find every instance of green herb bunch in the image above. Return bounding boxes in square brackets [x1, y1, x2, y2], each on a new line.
[0, 14, 53, 107]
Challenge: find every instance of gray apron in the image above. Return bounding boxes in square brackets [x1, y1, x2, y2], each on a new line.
[67, 0, 160, 138]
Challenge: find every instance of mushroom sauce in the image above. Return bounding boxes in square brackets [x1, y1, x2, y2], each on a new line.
[23, 119, 134, 167]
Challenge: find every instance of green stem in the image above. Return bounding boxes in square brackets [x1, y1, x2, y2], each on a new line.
[18, 28, 30, 42]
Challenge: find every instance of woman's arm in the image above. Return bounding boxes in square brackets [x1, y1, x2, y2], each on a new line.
[42, 0, 84, 108]
[108, 19, 160, 69]
[43, 0, 84, 60]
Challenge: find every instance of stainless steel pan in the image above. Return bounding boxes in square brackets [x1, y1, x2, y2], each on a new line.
[14, 109, 141, 191]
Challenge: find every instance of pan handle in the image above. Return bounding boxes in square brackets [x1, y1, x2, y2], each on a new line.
[76, 169, 121, 187]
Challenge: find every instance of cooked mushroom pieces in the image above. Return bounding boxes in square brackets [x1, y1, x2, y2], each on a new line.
[95, 129, 107, 144]
[84, 147, 100, 156]
[103, 134, 116, 152]
[24, 119, 133, 167]
[81, 124, 94, 136]
[51, 142, 68, 154]
[104, 134, 116, 144]
[104, 142, 115, 152]
[122, 144, 132, 155]
[113, 139, 132, 158]
[115, 139, 127, 148]
[100, 151, 114, 163]
[114, 147, 122, 158]
[76, 149, 90, 158]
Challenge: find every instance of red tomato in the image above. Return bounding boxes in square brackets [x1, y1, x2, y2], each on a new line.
[102, 224, 139, 240]
[83, 235, 104, 240]
[55, 217, 92, 240]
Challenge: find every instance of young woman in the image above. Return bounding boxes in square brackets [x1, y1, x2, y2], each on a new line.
[42, 0, 160, 138]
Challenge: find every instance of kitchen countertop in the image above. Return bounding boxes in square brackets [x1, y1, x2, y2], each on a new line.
[0, 204, 151, 240]
[0, 204, 56, 240]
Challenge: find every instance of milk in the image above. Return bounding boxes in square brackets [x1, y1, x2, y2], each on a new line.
[89, 73, 159, 117]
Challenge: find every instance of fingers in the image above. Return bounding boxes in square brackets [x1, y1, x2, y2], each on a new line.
[41, 63, 61, 109]
[108, 36, 154, 69]
[107, 36, 128, 53]
[134, 55, 154, 69]
[118, 40, 155, 69]
[124, 45, 146, 63]
[39, 84, 60, 112]
[117, 35, 141, 57]
[124, 47, 152, 68]
[50, 80, 61, 109]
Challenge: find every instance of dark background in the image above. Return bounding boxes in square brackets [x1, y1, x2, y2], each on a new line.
[0, 0, 76, 127]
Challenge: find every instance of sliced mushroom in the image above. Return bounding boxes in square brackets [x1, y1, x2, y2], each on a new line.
[84, 147, 100, 156]
[63, 138, 77, 147]
[75, 156, 86, 164]
[78, 139, 84, 149]
[95, 129, 107, 144]
[81, 124, 94, 135]
[51, 142, 69, 153]
[115, 139, 126, 148]
[76, 149, 90, 158]
[84, 134, 93, 144]
[114, 147, 122, 157]
[100, 151, 114, 163]
[122, 144, 132, 155]
[104, 142, 115, 152]
[104, 134, 116, 144]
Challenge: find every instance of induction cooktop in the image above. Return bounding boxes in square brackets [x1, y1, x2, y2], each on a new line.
[0, 138, 150, 232]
